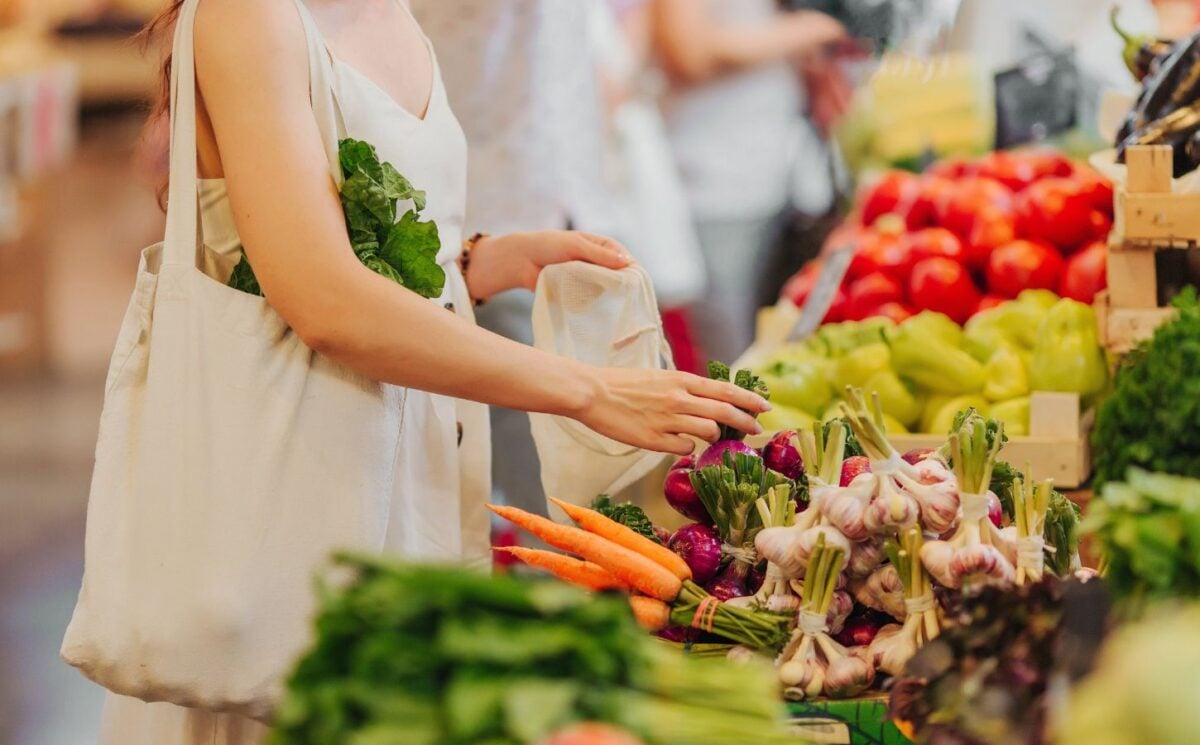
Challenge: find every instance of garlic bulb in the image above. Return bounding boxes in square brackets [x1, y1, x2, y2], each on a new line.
[848, 539, 887, 578]
[853, 563, 906, 620]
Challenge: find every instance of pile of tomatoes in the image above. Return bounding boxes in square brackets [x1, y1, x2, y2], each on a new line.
[783, 149, 1112, 325]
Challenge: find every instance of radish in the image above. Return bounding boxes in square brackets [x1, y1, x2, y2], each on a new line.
[840, 456, 871, 486]
[696, 439, 759, 470]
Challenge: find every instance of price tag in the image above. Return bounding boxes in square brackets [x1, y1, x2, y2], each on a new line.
[994, 47, 1080, 149]
[788, 245, 855, 342]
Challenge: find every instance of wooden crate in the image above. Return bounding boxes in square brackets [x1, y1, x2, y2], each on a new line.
[735, 306, 1093, 488]
[1101, 144, 1198, 352]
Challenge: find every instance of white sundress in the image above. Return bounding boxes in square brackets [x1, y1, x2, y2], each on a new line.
[97, 1, 491, 742]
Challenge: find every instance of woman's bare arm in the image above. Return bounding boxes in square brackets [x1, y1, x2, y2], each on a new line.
[192, 0, 765, 455]
[650, 0, 845, 84]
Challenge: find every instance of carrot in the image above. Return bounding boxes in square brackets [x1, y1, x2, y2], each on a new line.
[486, 504, 682, 602]
[494, 546, 630, 592]
[628, 595, 671, 632]
[548, 496, 692, 581]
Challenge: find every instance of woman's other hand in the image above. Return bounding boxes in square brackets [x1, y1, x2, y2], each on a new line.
[569, 368, 770, 456]
[465, 230, 633, 302]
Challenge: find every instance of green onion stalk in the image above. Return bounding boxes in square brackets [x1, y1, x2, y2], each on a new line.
[870, 528, 941, 675]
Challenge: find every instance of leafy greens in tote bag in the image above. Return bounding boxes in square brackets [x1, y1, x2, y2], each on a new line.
[228, 138, 445, 299]
[60, 0, 408, 721]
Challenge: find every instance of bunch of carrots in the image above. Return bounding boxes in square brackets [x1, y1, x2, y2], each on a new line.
[490, 498, 791, 652]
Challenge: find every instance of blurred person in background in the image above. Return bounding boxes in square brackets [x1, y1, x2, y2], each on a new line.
[588, 0, 708, 373]
[650, 0, 853, 364]
[412, 0, 623, 519]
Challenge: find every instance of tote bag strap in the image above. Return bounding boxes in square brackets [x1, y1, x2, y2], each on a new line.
[162, 0, 346, 267]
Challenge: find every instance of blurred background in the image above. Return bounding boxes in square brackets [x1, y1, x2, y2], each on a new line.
[0, 0, 1196, 743]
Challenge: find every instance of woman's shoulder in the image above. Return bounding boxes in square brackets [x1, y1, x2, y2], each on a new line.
[193, 0, 311, 96]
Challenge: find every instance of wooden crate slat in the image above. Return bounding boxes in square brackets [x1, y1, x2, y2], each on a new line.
[1105, 246, 1158, 308]
[1120, 191, 1200, 244]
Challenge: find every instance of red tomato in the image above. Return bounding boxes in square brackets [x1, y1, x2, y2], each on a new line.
[936, 176, 1015, 238]
[986, 240, 1065, 298]
[908, 257, 982, 324]
[1014, 178, 1094, 250]
[859, 170, 922, 227]
[1021, 149, 1076, 179]
[1059, 241, 1107, 303]
[975, 151, 1040, 192]
[869, 301, 915, 323]
[846, 273, 904, 320]
[782, 261, 823, 307]
[914, 175, 957, 220]
[847, 230, 909, 282]
[900, 227, 966, 267]
[825, 285, 851, 323]
[1087, 209, 1113, 244]
[1071, 166, 1116, 213]
[927, 156, 977, 179]
[964, 208, 1018, 271]
[975, 295, 1007, 314]
[539, 724, 645, 745]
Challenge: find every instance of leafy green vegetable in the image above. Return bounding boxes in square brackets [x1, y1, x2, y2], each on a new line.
[229, 138, 444, 299]
[1083, 468, 1200, 613]
[272, 553, 795, 745]
[591, 495, 661, 544]
[1092, 287, 1200, 491]
[989, 459, 1022, 522]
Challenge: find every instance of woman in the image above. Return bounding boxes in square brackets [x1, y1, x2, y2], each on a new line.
[91, 0, 767, 741]
[650, 0, 850, 363]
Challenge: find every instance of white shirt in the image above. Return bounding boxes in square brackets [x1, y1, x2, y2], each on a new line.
[412, 0, 617, 235]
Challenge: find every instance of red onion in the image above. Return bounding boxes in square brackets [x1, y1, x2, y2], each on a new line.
[668, 523, 723, 584]
[901, 448, 935, 466]
[670, 455, 695, 471]
[761, 430, 804, 481]
[663, 468, 711, 523]
[696, 439, 760, 470]
[840, 455, 872, 487]
[834, 611, 889, 648]
[748, 562, 767, 594]
[704, 563, 749, 601]
[656, 625, 696, 644]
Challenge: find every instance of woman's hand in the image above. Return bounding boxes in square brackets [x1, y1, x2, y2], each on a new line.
[568, 367, 770, 456]
[465, 230, 633, 302]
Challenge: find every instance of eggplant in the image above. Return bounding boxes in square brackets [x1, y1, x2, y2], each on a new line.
[1132, 33, 1200, 129]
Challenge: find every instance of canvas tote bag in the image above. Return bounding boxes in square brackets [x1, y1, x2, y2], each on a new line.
[60, 0, 402, 721]
[528, 262, 674, 508]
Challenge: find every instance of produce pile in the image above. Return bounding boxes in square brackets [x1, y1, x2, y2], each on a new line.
[499, 366, 1083, 704]
[750, 295, 1107, 437]
[271, 554, 796, 745]
[782, 148, 1113, 326]
[1111, 12, 1200, 177]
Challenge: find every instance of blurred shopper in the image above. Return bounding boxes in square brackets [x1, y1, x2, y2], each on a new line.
[650, 0, 850, 364]
[77, 0, 768, 741]
[412, 0, 620, 518]
[589, 0, 708, 372]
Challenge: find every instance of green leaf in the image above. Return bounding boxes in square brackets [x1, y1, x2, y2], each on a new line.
[342, 168, 395, 229]
[339, 138, 381, 181]
[380, 162, 426, 211]
[227, 253, 264, 296]
[360, 251, 405, 286]
[502, 680, 580, 742]
[592, 495, 662, 543]
[381, 210, 445, 298]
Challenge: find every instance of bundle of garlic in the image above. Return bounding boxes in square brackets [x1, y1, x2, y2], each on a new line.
[749, 484, 802, 613]
[893, 454, 961, 534]
[919, 411, 1017, 589]
[852, 562, 906, 621]
[776, 535, 874, 700]
[794, 420, 849, 531]
[1011, 467, 1053, 585]
[868, 528, 941, 675]
[821, 388, 922, 538]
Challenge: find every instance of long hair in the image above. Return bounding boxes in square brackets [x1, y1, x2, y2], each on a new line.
[136, 1, 186, 208]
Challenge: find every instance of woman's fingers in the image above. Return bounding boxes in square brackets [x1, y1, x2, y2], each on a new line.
[679, 396, 762, 437]
[572, 232, 633, 269]
[672, 414, 723, 443]
[653, 433, 696, 457]
[686, 375, 771, 414]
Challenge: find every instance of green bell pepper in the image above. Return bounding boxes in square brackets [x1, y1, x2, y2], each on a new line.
[1030, 299, 1108, 398]
[889, 327, 985, 395]
[989, 397, 1031, 437]
[983, 344, 1030, 402]
[863, 368, 924, 428]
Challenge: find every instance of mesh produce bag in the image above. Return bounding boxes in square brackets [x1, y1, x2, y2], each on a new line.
[529, 262, 674, 508]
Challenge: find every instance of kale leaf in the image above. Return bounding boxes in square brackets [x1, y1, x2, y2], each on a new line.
[707, 360, 770, 441]
[228, 138, 444, 300]
[1092, 287, 1200, 490]
[591, 495, 662, 544]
